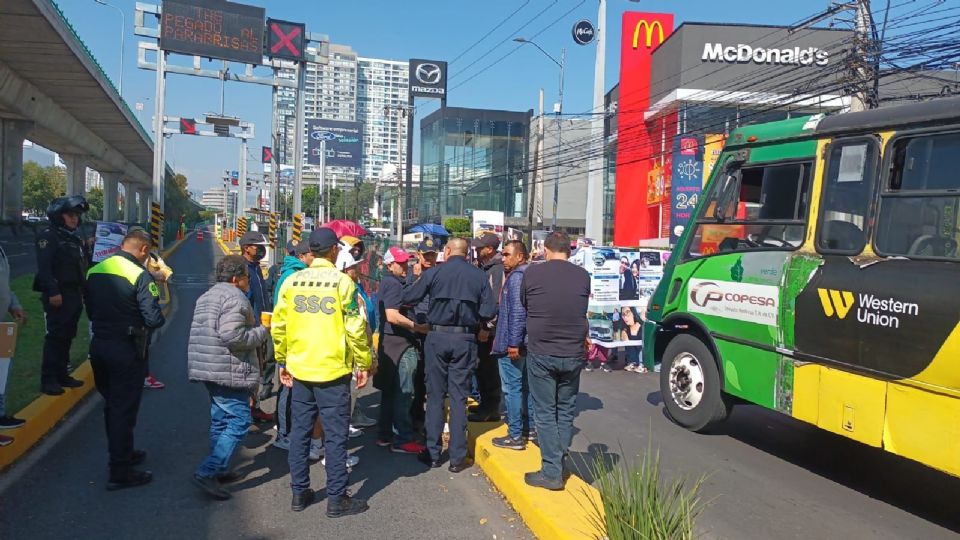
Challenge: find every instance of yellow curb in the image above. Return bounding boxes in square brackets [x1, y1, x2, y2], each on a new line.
[0, 362, 95, 470]
[160, 235, 189, 259]
[216, 237, 237, 256]
[469, 423, 605, 540]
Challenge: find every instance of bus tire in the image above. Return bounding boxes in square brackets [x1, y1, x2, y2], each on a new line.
[660, 334, 732, 432]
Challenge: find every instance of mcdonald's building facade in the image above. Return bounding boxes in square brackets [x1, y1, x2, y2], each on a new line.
[609, 14, 852, 245]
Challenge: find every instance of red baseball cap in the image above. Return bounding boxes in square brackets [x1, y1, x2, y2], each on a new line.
[383, 246, 411, 265]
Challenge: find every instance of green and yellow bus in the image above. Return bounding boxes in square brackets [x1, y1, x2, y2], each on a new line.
[645, 96, 960, 478]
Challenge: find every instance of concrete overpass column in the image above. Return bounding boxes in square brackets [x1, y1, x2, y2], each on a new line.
[138, 190, 151, 224]
[1, 119, 34, 222]
[101, 172, 120, 221]
[61, 154, 88, 196]
[122, 182, 137, 222]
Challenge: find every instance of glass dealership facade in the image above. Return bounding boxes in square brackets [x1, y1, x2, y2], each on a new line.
[418, 107, 531, 221]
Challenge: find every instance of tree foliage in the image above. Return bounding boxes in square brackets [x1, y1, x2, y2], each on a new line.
[22, 162, 65, 214]
[444, 217, 471, 237]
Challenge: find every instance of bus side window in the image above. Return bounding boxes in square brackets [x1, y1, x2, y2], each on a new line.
[816, 138, 879, 255]
[685, 161, 811, 259]
[875, 132, 960, 260]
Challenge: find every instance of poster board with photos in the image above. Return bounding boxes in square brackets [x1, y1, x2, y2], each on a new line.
[571, 246, 668, 348]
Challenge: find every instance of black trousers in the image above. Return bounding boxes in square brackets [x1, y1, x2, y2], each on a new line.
[259, 339, 275, 401]
[475, 338, 501, 413]
[288, 376, 351, 497]
[90, 336, 147, 475]
[41, 289, 83, 386]
[424, 331, 477, 464]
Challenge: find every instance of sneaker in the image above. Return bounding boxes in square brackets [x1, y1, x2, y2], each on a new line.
[0, 416, 26, 430]
[351, 410, 377, 428]
[272, 436, 290, 451]
[348, 425, 363, 438]
[624, 364, 636, 372]
[309, 440, 325, 461]
[192, 474, 231, 500]
[0, 434, 13, 447]
[143, 375, 165, 389]
[654, 363, 662, 373]
[601, 364, 612, 373]
[492, 435, 525, 450]
[375, 437, 393, 448]
[584, 363, 595, 373]
[322, 454, 360, 469]
[526, 430, 539, 446]
[524, 471, 564, 491]
[391, 441, 427, 454]
[251, 407, 274, 423]
[58, 377, 83, 388]
[106, 469, 153, 491]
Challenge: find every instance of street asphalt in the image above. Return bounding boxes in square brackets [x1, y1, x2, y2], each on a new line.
[571, 363, 960, 539]
[0, 236, 529, 540]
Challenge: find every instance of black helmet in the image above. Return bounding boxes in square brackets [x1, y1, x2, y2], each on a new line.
[46, 195, 89, 226]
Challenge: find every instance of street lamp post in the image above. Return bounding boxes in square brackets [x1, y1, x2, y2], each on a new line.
[514, 38, 565, 229]
[93, 0, 124, 98]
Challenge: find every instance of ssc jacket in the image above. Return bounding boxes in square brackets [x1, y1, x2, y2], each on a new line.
[85, 251, 165, 339]
[33, 226, 87, 296]
[272, 258, 372, 383]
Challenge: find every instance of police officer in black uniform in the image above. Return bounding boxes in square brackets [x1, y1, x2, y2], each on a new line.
[85, 228, 165, 490]
[34, 196, 89, 395]
[402, 237, 496, 472]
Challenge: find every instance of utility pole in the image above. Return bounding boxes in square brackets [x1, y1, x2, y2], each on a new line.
[293, 61, 306, 218]
[553, 48, 566, 230]
[527, 88, 544, 240]
[584, 0, 605, 241]
[851, 0, 875, 111]
[318, 140, 326, 223]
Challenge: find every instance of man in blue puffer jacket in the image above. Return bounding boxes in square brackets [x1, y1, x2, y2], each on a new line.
[490, 240, 536, 450]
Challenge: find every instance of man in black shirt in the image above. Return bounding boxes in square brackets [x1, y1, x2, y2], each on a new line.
[521, 231, 590, 490]
[374, 247, 428, 455]
[470, 234, 504, 422]
[403, 238, 496, 473]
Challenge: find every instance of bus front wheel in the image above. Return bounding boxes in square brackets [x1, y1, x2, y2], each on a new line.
[660, 334, 732, 432]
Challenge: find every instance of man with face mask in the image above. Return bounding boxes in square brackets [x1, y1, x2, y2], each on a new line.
[239, 231, 273, 423]
[34, 195, 90, 396]
[85, 229, 166, 490]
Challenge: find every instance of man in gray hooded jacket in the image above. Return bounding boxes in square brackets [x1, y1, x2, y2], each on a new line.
[187, 255, 269, 500]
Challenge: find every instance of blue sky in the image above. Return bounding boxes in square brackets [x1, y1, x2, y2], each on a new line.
[56, 0, 825, 194]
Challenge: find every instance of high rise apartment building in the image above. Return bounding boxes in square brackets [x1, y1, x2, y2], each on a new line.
[274, 45, 408, 192]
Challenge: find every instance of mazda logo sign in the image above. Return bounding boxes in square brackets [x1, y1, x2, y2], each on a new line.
[416, 63, 442, 85]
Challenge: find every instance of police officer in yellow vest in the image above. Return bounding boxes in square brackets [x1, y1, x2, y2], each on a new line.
[85, 229, 165, 490]
[273, 227, 372, 517]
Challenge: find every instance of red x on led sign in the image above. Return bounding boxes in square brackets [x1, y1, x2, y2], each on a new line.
[179, 118, 196, 135]
[266, 19, 306, 61]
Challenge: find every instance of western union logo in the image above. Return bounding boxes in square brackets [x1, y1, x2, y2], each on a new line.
[632, 20, 665, 49]
[817, 289, 855, 319]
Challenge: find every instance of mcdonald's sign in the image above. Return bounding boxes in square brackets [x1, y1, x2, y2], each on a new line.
[631, 19, 666, 50]
[614, 12, 674, 246]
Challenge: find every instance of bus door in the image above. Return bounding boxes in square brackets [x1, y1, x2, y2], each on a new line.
[684, 159, 813, 409]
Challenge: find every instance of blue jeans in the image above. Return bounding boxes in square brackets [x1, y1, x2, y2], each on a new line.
[527, 353, 583, 481]
[377, 347, 419, 445]
[196, 382, 252, 479]
[497, 353, 535, 439]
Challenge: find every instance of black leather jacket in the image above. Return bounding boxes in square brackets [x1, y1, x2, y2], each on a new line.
[33, 225, 88, 297]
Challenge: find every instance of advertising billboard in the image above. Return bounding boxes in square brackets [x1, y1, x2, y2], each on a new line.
[702, 134, 726, 187]
[670, 134, 704, 245]
[159, 0, 265, 64]
[409, 59, 448, 99]
[307, 120, 363, 168]
[614, 12, 674, 245]
[472, 210, 504, 238]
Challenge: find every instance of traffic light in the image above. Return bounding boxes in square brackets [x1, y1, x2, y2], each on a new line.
[179, 118, 197, 135]
[262, 146, 273, 164]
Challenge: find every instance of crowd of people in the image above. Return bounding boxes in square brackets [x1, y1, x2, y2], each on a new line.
[184, 227, 592, 516]
[0, 200, 595, 518]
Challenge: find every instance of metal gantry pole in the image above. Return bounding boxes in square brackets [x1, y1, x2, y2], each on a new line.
[293, 61, 306, 218]
[151, 50, 167, 242]
[318, 140, 326, 223]
[584, 0, 605, 241]
[238, 136, 247, 232]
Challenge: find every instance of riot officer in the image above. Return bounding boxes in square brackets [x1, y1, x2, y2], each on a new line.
[85, 228, 165, 490]
[33, 195, 89, 395]
[402, 237, 496, 473]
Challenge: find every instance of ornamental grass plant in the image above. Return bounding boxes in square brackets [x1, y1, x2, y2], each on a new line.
[583, 441, 709, 540]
